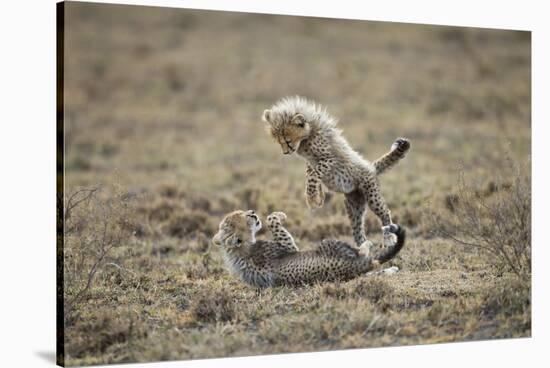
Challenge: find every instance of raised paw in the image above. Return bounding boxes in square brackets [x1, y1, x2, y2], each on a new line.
[305, 185, 325, 209]
[391, 137, 411, 153]
[267, 211, 287, 225]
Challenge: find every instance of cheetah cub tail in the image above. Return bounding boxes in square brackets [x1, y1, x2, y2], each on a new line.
[372, 224, 406, 265]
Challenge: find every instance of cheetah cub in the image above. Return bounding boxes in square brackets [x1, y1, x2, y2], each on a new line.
[262, 96, 410, 247]
[212, 210, 405, 288]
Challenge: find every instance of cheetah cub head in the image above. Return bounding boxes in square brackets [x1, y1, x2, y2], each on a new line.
[212, 210, 262, 249]
[262, 104, 312, 155]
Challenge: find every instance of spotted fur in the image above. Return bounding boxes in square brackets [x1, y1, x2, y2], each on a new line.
[262, 96, 410, 246]
[212, 210, 406, 288]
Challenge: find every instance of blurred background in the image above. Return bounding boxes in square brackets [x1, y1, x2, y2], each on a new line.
[61, 2, 531, 366]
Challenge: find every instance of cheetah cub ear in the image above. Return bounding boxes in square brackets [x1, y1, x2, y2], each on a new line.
[262, 109, 272, 123]
[292, 113, 306, 127]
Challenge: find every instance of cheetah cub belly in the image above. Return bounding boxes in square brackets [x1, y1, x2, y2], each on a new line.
[262, 96, 411, 247]
[212, 210, 406, 288]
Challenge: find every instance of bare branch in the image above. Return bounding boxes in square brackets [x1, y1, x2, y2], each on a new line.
[430, 156, 530, 279]
[62, 185, 135, 322]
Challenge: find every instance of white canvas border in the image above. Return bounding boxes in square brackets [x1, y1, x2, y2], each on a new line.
[0, 0, 547, 367]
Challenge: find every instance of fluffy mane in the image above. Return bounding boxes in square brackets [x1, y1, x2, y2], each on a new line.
[269, 96, 338, 131]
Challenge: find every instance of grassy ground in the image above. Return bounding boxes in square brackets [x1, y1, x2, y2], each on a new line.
[61, 2, 531, 366]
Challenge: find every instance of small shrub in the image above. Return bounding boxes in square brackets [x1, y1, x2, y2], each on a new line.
[432, 156, 531, 279]
[63, 185, 137, 322]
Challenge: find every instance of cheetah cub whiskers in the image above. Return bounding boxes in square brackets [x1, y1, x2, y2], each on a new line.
[212, 210, 406, 288]
[262, 96, 410, 248]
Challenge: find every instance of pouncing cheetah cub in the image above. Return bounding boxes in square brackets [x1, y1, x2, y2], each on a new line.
[212, 210, 405, 288]
[262, 96, 410, 247]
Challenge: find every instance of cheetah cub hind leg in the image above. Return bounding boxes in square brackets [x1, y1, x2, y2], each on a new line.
[381, 223, 400, 247]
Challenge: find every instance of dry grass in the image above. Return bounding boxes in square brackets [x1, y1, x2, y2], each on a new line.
[60, 2, 531, 366]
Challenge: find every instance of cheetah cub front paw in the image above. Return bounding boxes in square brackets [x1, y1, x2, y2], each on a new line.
[305, 185, 325, 210]
[357, 239, 374, 257]
[267, 211, 287, 225]
[381, 224, 400, 247]
[391, 137, 411, 153]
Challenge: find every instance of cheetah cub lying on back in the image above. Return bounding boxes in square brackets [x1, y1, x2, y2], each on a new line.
[212, 210, 405, 288]
[262, 96, 410, 247]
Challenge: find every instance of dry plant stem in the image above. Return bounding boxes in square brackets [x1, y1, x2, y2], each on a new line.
[64, 238, 113, 320]
[63, 187, 99, 234]
[63, 186, 133, 321]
